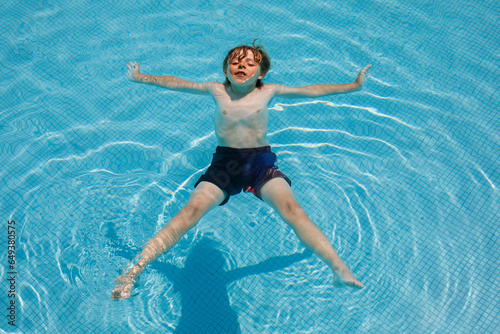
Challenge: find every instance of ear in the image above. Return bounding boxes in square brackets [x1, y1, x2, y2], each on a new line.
[257, 67, 266, 80]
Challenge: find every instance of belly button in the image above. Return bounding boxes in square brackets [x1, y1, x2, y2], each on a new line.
[256, 109, 261, 113]
[223, 110, 227, 115]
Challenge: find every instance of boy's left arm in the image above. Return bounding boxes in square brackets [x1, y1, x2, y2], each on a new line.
[275, 64, 371, 98]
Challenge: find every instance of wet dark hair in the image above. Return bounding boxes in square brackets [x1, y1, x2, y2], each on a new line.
[222, 40, 271, 88]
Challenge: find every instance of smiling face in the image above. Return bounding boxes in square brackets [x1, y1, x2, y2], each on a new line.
[222, 45, 271, 88]
[225, 49, 264, 84]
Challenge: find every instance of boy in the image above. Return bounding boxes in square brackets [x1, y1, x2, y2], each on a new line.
[112, 43, 371, 300]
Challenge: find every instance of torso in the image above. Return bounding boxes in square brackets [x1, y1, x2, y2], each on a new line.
[209, 83, 277, 149]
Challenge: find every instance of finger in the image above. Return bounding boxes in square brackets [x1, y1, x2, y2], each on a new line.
[112, 289, 126, 301]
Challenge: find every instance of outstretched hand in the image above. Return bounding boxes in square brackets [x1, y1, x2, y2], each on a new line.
[355, 64, 372, 87]
[127, 61, 141, 81]
[111, 271, 139, 301]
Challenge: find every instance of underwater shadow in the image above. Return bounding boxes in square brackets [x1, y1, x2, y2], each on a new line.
[106, 225, 312, 334]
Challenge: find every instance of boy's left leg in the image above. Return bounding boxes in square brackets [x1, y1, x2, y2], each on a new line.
[259, 177, 364, 288]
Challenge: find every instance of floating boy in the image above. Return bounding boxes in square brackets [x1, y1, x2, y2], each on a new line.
[112, 42, 371, 300]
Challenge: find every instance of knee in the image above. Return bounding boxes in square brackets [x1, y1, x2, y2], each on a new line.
[180, 202, 205, 224]
[281, 199, 305, 220]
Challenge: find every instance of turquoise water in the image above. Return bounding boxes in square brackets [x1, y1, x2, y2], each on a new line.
[1, 0, 499, 333]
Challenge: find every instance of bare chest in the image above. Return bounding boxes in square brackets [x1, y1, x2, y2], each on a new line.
[213, 86, 274, 123]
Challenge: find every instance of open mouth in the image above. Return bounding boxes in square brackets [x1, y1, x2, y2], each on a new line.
[235, 71, 246, 77]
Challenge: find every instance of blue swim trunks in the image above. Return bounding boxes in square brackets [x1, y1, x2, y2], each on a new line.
[194, 146, 292, 206]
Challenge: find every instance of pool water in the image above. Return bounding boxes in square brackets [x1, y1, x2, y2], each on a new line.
[1, 0, 498, 333]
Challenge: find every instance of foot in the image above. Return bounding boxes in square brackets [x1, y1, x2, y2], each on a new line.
[332, 267, 364, 289]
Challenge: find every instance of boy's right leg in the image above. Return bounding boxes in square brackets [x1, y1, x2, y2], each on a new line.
[111, 181, 226, 300]
[139, 181, 226, 260]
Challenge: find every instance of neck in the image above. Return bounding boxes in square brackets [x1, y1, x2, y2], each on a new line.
[229, 81, 256, 96]
[226, 70, 261, 96]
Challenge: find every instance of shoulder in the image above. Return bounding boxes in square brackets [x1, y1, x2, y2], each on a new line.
[262, 83, 292, 96]
[201, 81, 225, 93]
[200, 81, 222, 90]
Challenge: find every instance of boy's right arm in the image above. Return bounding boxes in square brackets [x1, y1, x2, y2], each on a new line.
[127, 61, 212, 95]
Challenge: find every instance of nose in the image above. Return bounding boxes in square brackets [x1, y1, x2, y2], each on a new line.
[238, 64, 246, 69]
